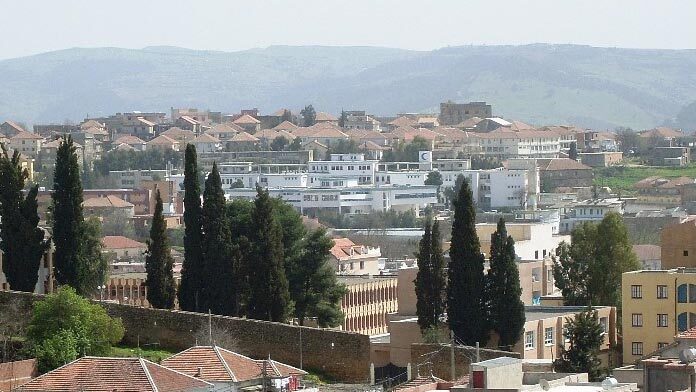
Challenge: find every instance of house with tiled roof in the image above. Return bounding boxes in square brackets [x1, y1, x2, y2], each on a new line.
[161, 346, 306, 390]
[388, 115, 418, 129]
[455, 116, 483, 130]
[358, 140, 385, 160]
[190, 133, 221, 153]
[345, 129, 389, 146]
[633, 176, 694, 206]
[273, 120, 298, 131]
[161, 127, 196, 143]
[83, 195, 135, 220]
[255, 129, 295, 149]
[205, 123, 241, 142]
[314, 111, 338, 124]
[102, 235, 147, 262]
[330, 238, 381, 275]
[8, 131, 43, 157]
[227, 131, 259, 151]
[38, 139, 84, 174]
[0, 120, 26, 138]
[80, 119, 105, 130]
[114, 135, 147, 151]
[174, 115, 203, 134]
[534, 158, 593, 190]
[233, 114, 261, 134]
[14, 356, 213, 392]
[147, 134, 180, 151]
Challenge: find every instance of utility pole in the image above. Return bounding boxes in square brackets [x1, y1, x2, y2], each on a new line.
[450, 330, 455, 382]
[299, 327, 303, 370]
[208, 309, 213, 346]
[475, 342, 480, 363]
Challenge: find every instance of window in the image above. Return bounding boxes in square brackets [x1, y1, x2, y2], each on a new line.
[685, 250, 689, 257]
[547, 270, 553, 282]
[690, 284, 696, 303]
[657, 285, 668, 299]
[657, 314, 668, 327]
[524, 331, 535, 349]
[631, 342, 643, 356]
[679, 284, 688, 303]
[600, 317, 608, 334]
[631, 314, 643, 327]
[678, 312, 688, 332]
[544, 327, 554, 346]
[631, 285, 642, 299]
[658, 342, 670, 349]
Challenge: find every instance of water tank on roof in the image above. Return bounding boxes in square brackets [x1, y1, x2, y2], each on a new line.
[601, 376, 618, 390]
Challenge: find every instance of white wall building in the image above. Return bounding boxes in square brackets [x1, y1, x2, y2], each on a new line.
[559, 198, 626, 233]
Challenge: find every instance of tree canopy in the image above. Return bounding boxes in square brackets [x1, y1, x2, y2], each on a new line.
[553, 213, 640, 307]
[554, 308, 604, 380]
[27, 287, 125, 372]
[300, 105, 317, 127]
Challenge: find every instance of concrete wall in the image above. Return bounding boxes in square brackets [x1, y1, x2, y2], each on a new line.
[0, 359, 37, 390]
[661, 221, 696, 269]
[0, 290, 371, 383]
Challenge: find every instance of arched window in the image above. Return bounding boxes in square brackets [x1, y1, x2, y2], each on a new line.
[678, 312, 688, 332]
[678, 284, 688, 303]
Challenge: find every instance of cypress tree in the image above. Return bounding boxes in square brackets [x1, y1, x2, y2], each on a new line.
[51, 135, 85, 291]
[178, 144, 204, 312]
[554, 308, 604, 380]
[247, 187, 290, 322]
[569, 142, 579, 161]
[0, 146, 49, 292]
[415, 219, 434, 331]
[487, 218, 525, 349]
[447, 179, 489, 345]
[201, 163, 236, 315]
[145, 190, 176, 309]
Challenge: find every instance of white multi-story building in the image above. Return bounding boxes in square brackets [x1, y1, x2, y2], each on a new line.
[559, 198, 625, 233]
[477, 130, 561, 158]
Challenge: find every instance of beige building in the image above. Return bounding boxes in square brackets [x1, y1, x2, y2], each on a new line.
[102, 236, 147, 262]
[661, 218, 696, 269]
[8, 131, 43, 157]
[339, 275, 398, 335]
[330, 238, 381, 275]
[621, 269, 696, 364]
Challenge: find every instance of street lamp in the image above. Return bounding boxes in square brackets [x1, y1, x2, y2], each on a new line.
[97, 285, 105, 301]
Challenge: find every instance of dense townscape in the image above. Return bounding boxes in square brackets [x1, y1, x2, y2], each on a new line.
[1, 98, 696, 391]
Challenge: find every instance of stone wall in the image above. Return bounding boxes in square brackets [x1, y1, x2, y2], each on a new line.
[410, 343, 519, 381]
[0, 290, 371, 383]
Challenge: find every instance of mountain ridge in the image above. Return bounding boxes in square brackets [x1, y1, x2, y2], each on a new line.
[1, 44, 695, 129]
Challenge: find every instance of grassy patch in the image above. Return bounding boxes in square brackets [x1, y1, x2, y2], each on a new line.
[593, 164, 696, 195]
[110, 344, 175, 363]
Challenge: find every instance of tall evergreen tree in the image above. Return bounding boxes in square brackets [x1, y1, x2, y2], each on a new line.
[0, 146, 49, 292]
[568, 142, 579, 161]
[447, 179, 489, 345]
[415, 218, 447, 331]
[300, 105, 317, 127]
[288, 228, 347, 327]
[415, 219, 433, 331]
[554, 308, 604, 380]
[247, 187, 290, 322]
[77, 217, 108, 295]
[51, 136, 86, 292]
[201, 163, 236, 315]
[487, 219, 525, 349]
[178, 144, 204, 312]
[338, 110, 347, 128]
[145, 190, 176, 309]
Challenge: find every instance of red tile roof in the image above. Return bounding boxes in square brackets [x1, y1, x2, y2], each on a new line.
[10, 130, 43, 140]
[536, 158, 592, 171]
[83, 195, 134, 208]
[102, 235, 146, 250]
[115, 135, 146, 145]
[161, 346, 306, 383]
[233, 114, 261, 124]
[315, 112, 337, 122]
[15, 357, 212, 392]
[230, 131, 259, 142]
[273, 120, 299, 131]
[388, 116, 418, 127]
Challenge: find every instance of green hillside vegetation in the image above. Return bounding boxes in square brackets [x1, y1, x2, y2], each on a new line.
[593, 164, 696, 195]
[1, 44, 696, 129]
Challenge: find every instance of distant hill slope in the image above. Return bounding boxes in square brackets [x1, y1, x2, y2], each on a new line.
[1, 44, 695, 129]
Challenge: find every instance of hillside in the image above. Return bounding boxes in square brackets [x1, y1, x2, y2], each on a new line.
[1, 44, 696, 129]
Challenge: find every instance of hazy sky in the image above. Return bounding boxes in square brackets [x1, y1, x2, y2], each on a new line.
[2, 0, 695, 60]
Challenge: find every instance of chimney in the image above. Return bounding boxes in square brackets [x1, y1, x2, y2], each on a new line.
[194, 367, 202, 378]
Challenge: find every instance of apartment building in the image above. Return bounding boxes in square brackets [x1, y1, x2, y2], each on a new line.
[343, 110, 382, 131]
[339, 275, 398, 335]
[622, 269, 696, 364]
[330, 238, 381, 275]
[661, 218, 696, 269]
[559, 198, 625, 233]
[477, 130, 561, 159]
[439, 101, 492, 126]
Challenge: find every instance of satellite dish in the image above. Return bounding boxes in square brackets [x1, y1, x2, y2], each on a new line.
[540, 379, 550, 391]
[680, 348, 696, 363]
